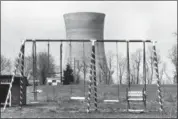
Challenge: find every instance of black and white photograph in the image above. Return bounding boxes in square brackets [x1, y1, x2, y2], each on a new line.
[0, 1, 177, 118]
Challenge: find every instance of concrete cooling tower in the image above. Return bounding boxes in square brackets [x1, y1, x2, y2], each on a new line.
[63, 12, 109, 84]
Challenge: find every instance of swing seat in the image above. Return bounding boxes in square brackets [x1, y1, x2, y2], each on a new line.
[126, 88, 146, 113]
[70, 96, 85, 101]
[128, 109, 145, 113]
[127, 91, 145, 101]
[104, 100, 119, 103]
[126, 88, 146, 102]
[128, 97, 143, 101]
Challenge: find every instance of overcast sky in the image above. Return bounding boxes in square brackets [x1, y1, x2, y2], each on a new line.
[1, 1, 177, 80]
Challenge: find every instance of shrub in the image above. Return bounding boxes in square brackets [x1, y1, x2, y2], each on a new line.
[63, 64, 74, 85]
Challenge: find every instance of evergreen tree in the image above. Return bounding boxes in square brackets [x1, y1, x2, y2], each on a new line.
[63, 64, 74, 85]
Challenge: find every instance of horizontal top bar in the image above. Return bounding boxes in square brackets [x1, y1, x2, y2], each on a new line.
[25, 39, 152, 43]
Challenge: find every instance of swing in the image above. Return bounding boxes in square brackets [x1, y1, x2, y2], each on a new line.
[126, 41, 147, 113]
[70, 41, 86, 101]
[103, 42, 119, 103]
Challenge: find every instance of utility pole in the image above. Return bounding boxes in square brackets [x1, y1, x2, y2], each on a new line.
[60, 42, 63, 83]
[47, 41, 50, 77]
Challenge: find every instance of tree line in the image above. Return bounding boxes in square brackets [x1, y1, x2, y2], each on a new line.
[0, 52, 56, 85]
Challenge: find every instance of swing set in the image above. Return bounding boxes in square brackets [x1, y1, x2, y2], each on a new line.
[2, 39, 163, 114]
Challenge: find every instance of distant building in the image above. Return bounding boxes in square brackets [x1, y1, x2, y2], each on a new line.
[46, 77, 61, 85]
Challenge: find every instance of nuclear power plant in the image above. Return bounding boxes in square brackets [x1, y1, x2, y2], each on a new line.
[63, 12, 109, 83]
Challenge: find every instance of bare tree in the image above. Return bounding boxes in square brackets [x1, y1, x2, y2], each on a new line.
[117, 54, 126, 85]
[168, 44, 177, 84]
[14, 52, 61, 85]
[130, 49, 142, 84]
[145, 62, 153, 84]
[146, 46, 162, 84]
[14, 56, 32, 83]
[98, 60, 108, 84]
[99, 50, 115, 85]
[130, 62, 136, 84]
[81, 58, 90, 83]
[0, 55, 11, 75]
[73, 60, 83, 84]
[161, 62, 172, 84]
[37, 52, 56, 85]
[24, 56, 33, 76]
[159, 62, 166, 84]
[107, 51, 115, 85]
[167, 32, 177, 84]
[153, 62, 170, 84]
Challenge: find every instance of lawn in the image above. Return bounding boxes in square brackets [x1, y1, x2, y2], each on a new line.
[1, 84, 177, 118]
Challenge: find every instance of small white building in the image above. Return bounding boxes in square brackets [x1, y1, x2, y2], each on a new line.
[46, 77, 61, 86]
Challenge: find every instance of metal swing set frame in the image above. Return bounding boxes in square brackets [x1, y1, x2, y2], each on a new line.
[2, 39, 163, 114]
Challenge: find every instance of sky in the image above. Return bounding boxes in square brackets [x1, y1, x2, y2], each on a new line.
[1, 1, 177, 83]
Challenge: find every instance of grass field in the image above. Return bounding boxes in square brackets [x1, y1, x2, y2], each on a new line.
[1, 84, 177, 118]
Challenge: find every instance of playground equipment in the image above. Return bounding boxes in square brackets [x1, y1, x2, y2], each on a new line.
[103, 42, 120, 103]
[126, 88, 146, 113]
[84, 39, 163, 113]
[87, 39, 97, 113]
[70, 97, 85, 101]
[124, 40, 163, 113]
[2, 40, 26, 112]
[125, 40, 147, 113]
[28, 39, 87, 103]
[152, 41, 164, 113]
[69, 41, 87, 101]
[2, 39, 164, 115]
[31, 40, 38, 102]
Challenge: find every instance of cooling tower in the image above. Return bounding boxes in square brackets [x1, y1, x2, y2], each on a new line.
[63, 12, 108, 84]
